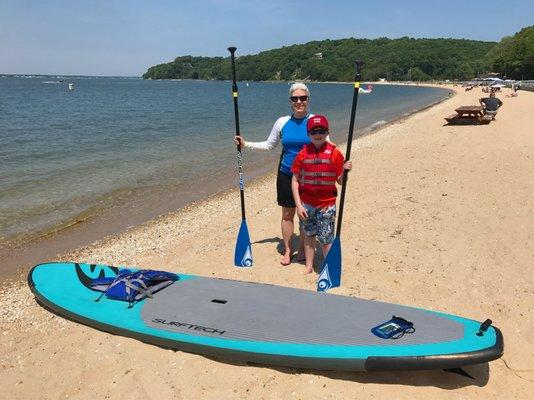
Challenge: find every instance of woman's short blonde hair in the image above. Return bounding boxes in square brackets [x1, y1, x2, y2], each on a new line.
[289, 82, 310, 97]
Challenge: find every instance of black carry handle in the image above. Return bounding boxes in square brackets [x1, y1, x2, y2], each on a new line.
[477, 319, 493, 336]
[335, 60, 364, 237]
[228, 46, 246, 221]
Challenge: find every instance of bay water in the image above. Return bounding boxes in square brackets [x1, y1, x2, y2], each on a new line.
[0, 77, 451, 249]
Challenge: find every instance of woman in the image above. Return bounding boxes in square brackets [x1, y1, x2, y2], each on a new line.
[235, 82, 312, 265]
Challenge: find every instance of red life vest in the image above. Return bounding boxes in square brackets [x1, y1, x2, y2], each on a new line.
[298, 142, 338, 196]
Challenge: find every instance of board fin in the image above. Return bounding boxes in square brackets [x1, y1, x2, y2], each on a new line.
[443, 368, 475, 379]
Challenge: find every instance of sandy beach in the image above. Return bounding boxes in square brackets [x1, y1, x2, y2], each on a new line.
[1, 85, 533, 399]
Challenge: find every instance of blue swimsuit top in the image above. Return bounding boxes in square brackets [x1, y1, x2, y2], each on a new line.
[278, 114, 311, 175]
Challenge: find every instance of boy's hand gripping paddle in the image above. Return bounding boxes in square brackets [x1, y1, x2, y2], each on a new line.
[228, 46, 253, 267]
[317, 60, 364, 292]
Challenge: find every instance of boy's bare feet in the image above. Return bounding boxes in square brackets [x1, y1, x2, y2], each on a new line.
[304, 266, 313, 274]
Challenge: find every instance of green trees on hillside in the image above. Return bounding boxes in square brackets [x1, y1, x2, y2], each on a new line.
[483, 26, 534, 80]
[143, 28, 533, 81]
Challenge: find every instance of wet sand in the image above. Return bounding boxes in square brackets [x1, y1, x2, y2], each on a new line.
[0, 152, 279, 281]
[1, 85, 532, 399]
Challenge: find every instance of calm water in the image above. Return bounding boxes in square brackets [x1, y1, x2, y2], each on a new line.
[0, 77, 450, 245]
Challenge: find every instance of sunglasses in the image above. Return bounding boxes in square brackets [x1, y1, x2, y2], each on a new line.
[290, 95, 309, 103]
[309, 129, 327, 135]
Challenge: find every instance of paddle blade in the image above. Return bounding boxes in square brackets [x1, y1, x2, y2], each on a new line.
[317, 237, 341, 292]
[234, 220, 253, 267]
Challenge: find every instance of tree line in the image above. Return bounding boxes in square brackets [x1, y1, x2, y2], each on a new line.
[483, 26, 533, 80]
[143, 26, 533, 82]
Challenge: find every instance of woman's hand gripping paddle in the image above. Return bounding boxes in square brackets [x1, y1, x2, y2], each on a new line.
[317, 61, 364, 292]
[228, 47, 253, 267]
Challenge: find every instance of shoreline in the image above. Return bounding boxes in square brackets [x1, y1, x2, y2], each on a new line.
[0, 84, 452, 282]
[2, 84, 533, 399]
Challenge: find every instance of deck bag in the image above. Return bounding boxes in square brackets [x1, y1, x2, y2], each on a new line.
[90, 269, 132, 292]
[90, 269, 179, 303]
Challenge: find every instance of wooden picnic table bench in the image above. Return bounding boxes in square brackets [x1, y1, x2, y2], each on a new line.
[444, 105, 492, 125]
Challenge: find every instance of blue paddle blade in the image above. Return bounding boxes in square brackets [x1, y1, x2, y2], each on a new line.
[234, 220, 253, 267]
[317, 237, 342, 292]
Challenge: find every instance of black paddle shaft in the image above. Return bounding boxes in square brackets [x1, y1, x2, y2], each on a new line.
[228, 46, 246, 221]
[336, 60, 364, 237]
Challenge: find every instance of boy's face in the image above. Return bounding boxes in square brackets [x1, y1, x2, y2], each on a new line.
[308, 127, 328, 147]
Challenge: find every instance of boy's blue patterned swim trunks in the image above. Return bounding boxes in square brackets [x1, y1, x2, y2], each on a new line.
[299, 203, 336, 244]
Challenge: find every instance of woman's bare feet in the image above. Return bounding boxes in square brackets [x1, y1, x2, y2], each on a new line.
[280, 253, 291, 266]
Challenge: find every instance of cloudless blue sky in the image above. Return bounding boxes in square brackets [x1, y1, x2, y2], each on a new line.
[1, 0, 532, 76]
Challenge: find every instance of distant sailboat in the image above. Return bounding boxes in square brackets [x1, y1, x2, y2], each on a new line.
[359, 84, 373, 94]
[68, 83, 74, 91]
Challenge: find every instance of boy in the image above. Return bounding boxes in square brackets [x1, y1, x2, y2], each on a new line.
[291, 115, 352, 274]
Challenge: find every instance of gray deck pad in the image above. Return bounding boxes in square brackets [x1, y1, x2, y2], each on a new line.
[142, 277, 463, 346]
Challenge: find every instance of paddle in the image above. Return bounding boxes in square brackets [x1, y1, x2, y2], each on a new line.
[317, 60, 364, 292]
[228, 46, 253, 267]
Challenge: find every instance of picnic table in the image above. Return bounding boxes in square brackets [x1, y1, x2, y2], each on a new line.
[445, 105, 493, 125]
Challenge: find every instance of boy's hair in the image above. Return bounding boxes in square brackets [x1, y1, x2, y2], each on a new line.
[289, 82, 310, 97]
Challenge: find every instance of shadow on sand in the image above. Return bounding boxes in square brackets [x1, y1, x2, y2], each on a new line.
[204, 354, 490, 389]
[253, 235, 324, 269]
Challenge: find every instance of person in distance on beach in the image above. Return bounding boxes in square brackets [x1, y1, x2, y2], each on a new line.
[290, 115, 352, 274]
[507, 84, 519, 97]
[479, 91, 503, 120]
[234, 82, 313, 266]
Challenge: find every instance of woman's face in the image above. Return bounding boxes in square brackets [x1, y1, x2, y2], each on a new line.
[290, 88, 309, 117]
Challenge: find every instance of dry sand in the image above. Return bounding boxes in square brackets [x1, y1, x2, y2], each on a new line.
[1, 86, 533, 399]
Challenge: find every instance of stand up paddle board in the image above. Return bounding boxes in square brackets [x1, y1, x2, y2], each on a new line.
[28, 262, 503, 371]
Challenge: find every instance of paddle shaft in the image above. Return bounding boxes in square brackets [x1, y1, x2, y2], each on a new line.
[228, 47, 246, 221]
[335, 61, 363, 237]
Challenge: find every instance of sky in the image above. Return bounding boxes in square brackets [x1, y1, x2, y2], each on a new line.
[1, 0, 533, 76]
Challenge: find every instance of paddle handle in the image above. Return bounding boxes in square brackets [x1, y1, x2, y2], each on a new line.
[228, 47, 241, 141]
[228, 46, 246, 221]
[336, 60, 363, 237]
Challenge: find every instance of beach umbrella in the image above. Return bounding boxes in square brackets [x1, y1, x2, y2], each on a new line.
[228, 47, 253, 267]
[317, 61, 364, 292]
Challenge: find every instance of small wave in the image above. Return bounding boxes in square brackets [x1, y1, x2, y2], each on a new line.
[42, 81, 61, 84]
[361, 120, 388, 134]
